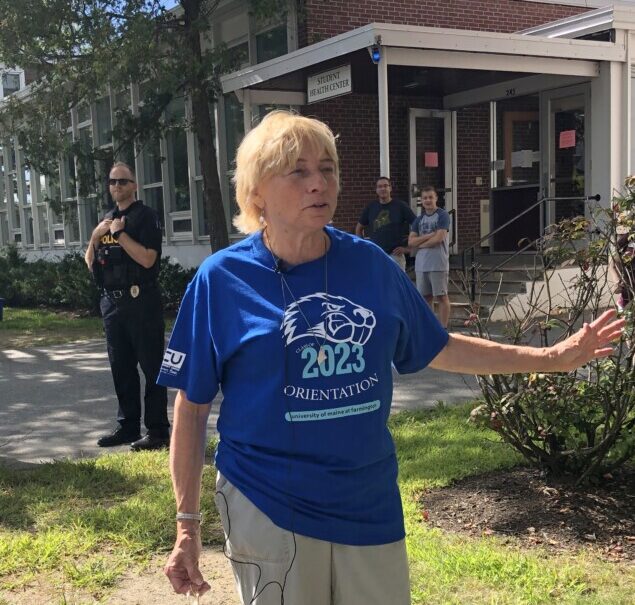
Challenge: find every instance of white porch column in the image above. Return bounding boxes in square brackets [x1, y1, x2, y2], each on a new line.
[591, 60, 625, 208]
[627, 31, 635, 176]
[377, 49, 390, 177]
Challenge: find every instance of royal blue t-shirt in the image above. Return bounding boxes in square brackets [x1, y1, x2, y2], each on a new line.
[158, 227, 448, 546]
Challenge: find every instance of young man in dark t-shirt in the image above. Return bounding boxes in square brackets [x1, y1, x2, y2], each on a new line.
[355, 177, 416, 271]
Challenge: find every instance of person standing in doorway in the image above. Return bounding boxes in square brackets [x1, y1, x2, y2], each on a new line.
[85, 161, 170, 451]
[356, 177, 416, 270]
[409, 186, 451, 328]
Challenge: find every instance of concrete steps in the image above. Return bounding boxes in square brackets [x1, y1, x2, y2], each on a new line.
[407, 253, 547, 327]
[449, 253, 544, 327]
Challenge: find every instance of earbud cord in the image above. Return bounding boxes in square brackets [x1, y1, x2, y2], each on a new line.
[215, 242, 299, 604]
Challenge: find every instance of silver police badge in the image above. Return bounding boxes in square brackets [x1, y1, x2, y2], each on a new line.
[130, 285, 140, 298]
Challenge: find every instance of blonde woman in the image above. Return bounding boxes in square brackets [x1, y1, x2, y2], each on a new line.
[161, 111, 622, 605]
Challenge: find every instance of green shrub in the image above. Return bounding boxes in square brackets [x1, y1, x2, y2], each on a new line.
[159, 257, 196, 311]
[0, 247, 196, 314]
[52, 253, 101, 313]
[465, 191, 635, 483]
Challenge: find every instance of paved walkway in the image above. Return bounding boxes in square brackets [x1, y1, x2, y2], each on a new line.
[0, 339, 479, 465]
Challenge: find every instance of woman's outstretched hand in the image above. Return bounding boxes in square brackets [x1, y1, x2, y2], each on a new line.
[548, 309, 626, 372]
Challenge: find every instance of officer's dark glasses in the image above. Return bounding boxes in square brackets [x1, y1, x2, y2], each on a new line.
[108, 178, 135, 186]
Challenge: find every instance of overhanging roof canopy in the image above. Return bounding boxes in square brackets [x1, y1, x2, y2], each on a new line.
[220, 21, 625, 94]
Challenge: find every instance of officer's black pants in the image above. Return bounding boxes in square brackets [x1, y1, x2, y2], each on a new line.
[100, 288, 169, 437]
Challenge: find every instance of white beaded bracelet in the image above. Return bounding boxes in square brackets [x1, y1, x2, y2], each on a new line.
[176, 512, 202, 523]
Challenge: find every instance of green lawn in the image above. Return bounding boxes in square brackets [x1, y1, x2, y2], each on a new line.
[0, 405, 633, 604]
[0, 307, 175, 348]
[0, 307, 103, 347]
[0, 450, 220, 601]
[393, 406, 635, 604]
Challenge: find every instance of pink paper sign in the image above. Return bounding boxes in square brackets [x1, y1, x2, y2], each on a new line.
[424, 152, 439, 168]
[559, 129, 576, 149]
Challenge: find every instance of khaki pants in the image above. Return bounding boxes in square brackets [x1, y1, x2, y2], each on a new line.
[391, 252, 407, 271]
[215, 473, 411, 605]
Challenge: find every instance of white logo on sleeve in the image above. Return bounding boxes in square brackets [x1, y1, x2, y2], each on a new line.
[161, 348, 186, 375]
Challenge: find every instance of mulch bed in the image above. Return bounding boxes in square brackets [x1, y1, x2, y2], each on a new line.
[418, 467, 635, 562]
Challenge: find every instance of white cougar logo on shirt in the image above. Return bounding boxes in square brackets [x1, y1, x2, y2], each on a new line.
[282, 293, 376, 346]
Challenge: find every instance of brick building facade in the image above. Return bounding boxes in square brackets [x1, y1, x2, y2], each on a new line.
[4, 1, 635, 266]
[258, 0, 609, 254]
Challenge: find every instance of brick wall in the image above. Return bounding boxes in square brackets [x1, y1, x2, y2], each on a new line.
[303, 92, 441, 234]
[303, 95, 380, 232]
[296, 0, 588, 249]
[457, 105, 491, 249]
[302, 0, 585, 44]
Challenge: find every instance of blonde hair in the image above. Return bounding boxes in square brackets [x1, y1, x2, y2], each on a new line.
[232, 110, 340, 234]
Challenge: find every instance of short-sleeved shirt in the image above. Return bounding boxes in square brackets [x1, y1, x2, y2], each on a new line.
[358, 199, 416, 254]
[157, 226, 448, 546]
[411, 208, 450, 273]
[93, 200, 163, 287]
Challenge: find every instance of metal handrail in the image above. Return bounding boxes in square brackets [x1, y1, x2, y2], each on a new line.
[460, 193, 601, 304]
[448, 208, 456, 248]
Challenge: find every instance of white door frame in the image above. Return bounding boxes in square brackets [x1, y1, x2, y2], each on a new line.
[540, 84, 592, 228]
[408, 108, 458, 252]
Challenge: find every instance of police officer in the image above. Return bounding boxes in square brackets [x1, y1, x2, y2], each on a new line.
[85, 161, 170, 451]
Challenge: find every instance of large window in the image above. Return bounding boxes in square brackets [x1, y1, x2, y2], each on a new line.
[6, 140, 20, 234]
[0, 213, 8, 244]
[224, 93, 244, 234]
[494, 95, 540, 188]
[113, 89, 135, 166]
[63, 201, 80, 243]
[40, 173, 63, 245]
[166, 97, 191, 213]
[194, 105, 216, 238]
[24, 207, 34, 245]
[219, 7, 291, 66]
[256, 24, 288, 63]
[95, 96, 112, 147]
[144, 186, 164, 232]
[61, 127, 79, 243]
[227, 42, 249, 70]
[76, 102, 91, 124]
[37, 202, 50, 245]
[78, 127, 95, 193]
[0, 147, 5, 210]
[8, 140, 16, 172]
[2, 72, 20, 97]
[22, 166, 32, 205]
[96, 147, 114, 212]
[143, 136, 162, 184]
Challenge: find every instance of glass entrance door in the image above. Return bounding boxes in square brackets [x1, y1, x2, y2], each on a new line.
[408, 108, 456, 250]
[543, 90, 589, 225]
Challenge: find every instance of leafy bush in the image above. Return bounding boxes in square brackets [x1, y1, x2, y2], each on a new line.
[159, 257, 197, 311]
[465, 187, 635, 483]
[0, 247, 196, 314]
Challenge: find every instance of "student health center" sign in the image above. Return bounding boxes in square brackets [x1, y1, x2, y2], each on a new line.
[307, 64, 352, 104]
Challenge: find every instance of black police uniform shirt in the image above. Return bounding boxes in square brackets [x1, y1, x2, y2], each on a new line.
[358, 199, 416, 255]
[94, 200, 163, 290]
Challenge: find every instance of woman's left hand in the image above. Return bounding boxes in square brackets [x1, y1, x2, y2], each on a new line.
[549, 309, 625, 372]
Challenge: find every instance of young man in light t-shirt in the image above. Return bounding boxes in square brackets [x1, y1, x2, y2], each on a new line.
[408, 186, 451, 327]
